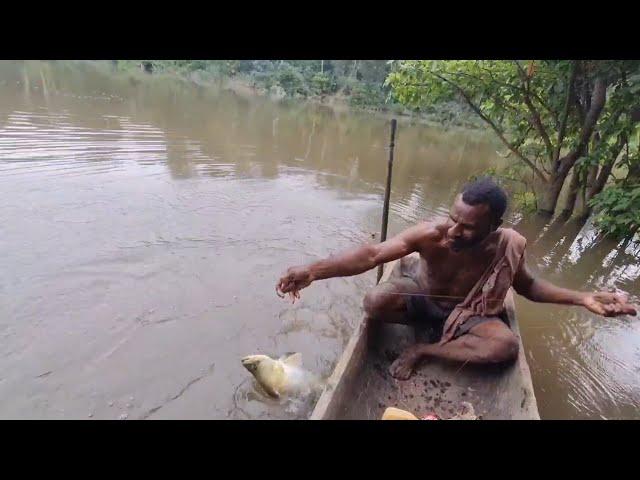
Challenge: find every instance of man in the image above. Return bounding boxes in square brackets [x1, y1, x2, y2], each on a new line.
[276, 178, 637, 380]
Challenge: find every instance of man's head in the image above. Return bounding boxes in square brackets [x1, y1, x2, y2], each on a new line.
[446, 177, 507, 251]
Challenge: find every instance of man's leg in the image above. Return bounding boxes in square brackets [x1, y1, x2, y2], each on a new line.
[389, 319, 519, 380]
[362, 276, 422, 325]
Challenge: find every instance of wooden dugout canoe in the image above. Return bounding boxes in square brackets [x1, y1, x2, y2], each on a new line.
[310, 254, 540, 420]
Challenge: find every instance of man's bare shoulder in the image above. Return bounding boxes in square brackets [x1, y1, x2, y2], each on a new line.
[407, 220, 447, 246]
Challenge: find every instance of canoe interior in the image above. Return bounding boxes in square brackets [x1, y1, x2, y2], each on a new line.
[310, 255, 540, 420]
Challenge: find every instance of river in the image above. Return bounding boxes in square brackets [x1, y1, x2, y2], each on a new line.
[1, 61, 638, 419]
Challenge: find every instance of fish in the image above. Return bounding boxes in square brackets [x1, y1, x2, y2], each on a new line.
[241, 352, 323, 399]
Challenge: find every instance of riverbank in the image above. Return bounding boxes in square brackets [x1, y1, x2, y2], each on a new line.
[109, 60, 486, 131]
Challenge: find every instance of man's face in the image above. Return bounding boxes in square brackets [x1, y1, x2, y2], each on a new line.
[445, 195, 496, 251]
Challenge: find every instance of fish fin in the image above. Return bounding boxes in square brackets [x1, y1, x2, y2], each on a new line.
[260, 382, 280, 399]
[281, 352, 302, 367]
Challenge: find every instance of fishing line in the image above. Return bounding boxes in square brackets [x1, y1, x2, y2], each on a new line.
[378, 291, 505, 304]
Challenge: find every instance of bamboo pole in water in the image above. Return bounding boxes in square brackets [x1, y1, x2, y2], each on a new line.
[377, 119, 397, 284]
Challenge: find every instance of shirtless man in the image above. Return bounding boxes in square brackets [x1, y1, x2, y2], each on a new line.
[276, 178, 637, 380]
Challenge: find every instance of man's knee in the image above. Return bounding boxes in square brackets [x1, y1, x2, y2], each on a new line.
[468, 320, 519, 363]
[486, 330, 519, 363]
[363, 286, 401, 317]
[363, 290, 384, 316]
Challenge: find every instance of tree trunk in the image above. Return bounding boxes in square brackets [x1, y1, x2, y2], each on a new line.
[537, 174, 566, 216]
[575, 162, 599, 219]
[540, 78, 607, 216]
[590, 134, 626, 197]
[561, 169, 582, 218]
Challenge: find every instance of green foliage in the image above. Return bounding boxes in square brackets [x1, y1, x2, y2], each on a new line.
[348, 82, 387, 109]
[275, 64, 308, 97]
[513, 191, 538, 214]
[386, 60, 581, 164]
[115, 60, 238, 78]
[387, 60, 640, 236]
[112, 60, 427, 121]
[310, 72, 337, 96]
[588, 121, 640, 239]
[589, 184, 640, 239]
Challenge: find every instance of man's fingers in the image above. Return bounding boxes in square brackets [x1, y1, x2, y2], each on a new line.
[607, 303, 637, 316]
[591, 300, 637, 317]
[289, 291, 299, 304]
[621, 304, 637, 316]
[590, 302, 606, 316]
[588, 291, 638, 317]
[276, 281, 288, 298]
[597, 291, 620, 304]
[277, 280, 295, 298]
[614, 293, 629, 304]
[277, 278, 294, 293]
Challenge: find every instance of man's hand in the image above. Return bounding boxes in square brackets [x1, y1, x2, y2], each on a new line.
[581, 291, 637, 317]
[276, 266, 313, 302]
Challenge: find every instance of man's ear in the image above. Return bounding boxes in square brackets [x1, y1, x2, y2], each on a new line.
[492, 218, 503, 230]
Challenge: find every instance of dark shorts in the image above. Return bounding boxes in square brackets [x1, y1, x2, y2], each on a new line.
[405, 294, 510, 343]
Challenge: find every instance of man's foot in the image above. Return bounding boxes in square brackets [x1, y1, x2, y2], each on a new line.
[389, 346, 421, 380]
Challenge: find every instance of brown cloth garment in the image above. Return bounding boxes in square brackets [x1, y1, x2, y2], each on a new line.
[439, 227, 527, 344]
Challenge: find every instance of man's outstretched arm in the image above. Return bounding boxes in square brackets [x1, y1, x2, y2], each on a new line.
[513, 255, 637, 317]
[276, 223, 432, 297]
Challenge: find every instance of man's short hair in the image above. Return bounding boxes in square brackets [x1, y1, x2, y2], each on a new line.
[461, 177, 507, 221]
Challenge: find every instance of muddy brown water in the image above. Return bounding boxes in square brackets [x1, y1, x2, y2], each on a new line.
[1, 61, 638, 419]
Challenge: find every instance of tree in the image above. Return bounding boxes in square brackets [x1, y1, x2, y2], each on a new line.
[386, 60, 640, 222]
